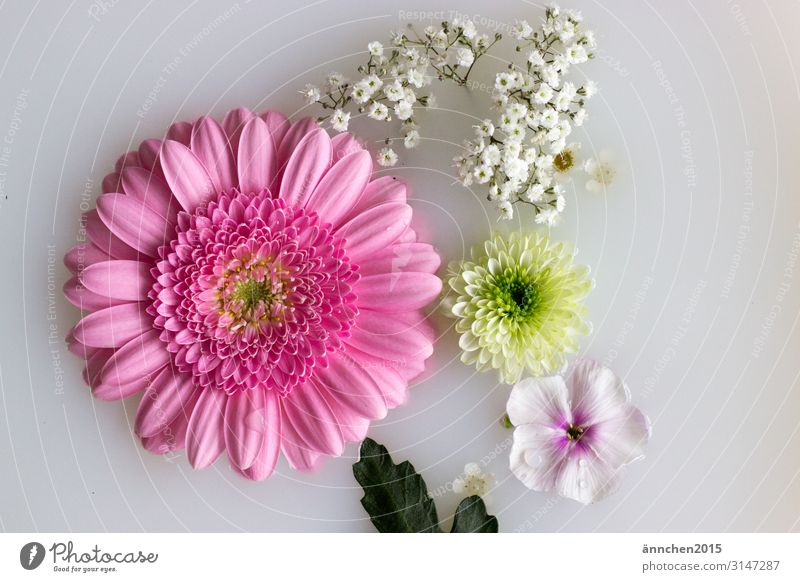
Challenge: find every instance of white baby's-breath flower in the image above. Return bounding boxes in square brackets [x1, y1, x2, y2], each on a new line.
[394, 100, 413, 121]
[367, 101, 389, 121]
[584, 150, 616, 192]
[367, 41, 384, 57]
[455, 47, 475, 68]
[377, 147, 398, 167]
[300, 84, 320, 104]
[403, 130, 420, 149]
[329, 109, 350, 132]
[498, 200, 514, 220]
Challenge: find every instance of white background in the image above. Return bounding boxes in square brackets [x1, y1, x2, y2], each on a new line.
[1, 0, 799, 532]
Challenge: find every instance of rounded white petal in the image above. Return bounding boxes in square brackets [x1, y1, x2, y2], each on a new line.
[509, 424, 567, 492]
[592, 404, 651, 467]
[555, 451, 623, 505]
[507, 376, 571, 427]
[567, 359, 631, 424]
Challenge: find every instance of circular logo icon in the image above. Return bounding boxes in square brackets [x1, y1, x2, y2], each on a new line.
[20, 542, 45, 570]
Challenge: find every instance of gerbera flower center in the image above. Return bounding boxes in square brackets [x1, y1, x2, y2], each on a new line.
[566, 424, 586, 441]
[152, 190, 360, 395]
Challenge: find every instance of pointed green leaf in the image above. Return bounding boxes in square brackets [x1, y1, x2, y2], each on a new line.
[450, 495, 498, 533]
[353, 438, 441, 533]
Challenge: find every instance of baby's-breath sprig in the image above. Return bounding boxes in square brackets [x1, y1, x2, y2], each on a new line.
[455, 4, 598, 224]
[303, 17, 498, 166]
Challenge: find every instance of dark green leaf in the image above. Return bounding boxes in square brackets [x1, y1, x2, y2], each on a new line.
[353, 438, 441, 533]
[450, 495, 498, 533]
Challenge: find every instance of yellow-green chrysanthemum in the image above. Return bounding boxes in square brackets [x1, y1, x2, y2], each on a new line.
[444, 231, 592, 384]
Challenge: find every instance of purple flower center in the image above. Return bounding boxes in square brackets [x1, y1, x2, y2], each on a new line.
[566, 424, 586, 441]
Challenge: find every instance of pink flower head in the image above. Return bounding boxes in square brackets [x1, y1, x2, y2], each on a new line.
[64, 109, 442, 479]
[507, 359, 651, 504]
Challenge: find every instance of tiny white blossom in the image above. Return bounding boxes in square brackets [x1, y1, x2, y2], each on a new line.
[565, 44, 588, 64]
[460, 19, 477, 39]
[528, 50, 545, 67]
[525, 183, 546, 202]
[455, 47, 475, 68]
[383, 80, 404, 101]
[473, 164, 494, 184]
[495, 72, 515, 93]
[474, 119, 495, 137]
[367, 101, 389, 121]
[351, 82, 371, 104]
[452, 463, 494, 498]
[498, 200, 514, 220]
[511, 19, 533, 39]
[394, 100, 413, 121]
[533, 84, 554, 104]
[377, 147, 398, 167]
[583, 80, 598, 98]
[406, 68, 425, 88]
[481, 144, 501, 166]
[403, 130, 420, 149]
[584, 150, 616, 192]
[573, 108, 587, 126]
[300, 84, 320, 104]
[367, 41, 384, 57]
[329, 109, 350, 132]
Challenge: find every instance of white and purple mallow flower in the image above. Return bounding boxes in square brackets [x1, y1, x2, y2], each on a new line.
[507, 359, 651, 504]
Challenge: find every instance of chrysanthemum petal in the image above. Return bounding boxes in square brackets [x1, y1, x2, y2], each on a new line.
[186, 388, 227, 469]
[96, 194, 172, 257]
[237, 117, 277, 195]
[306, 150, 372, 227]
[166, 121, 193, 146]
[191, 117, 237, 193]
[279, 128, 332, 208]
[72, 303, 151, 348]
[507, 376, 571, 427]
[134, 366, 199, 438]
[224, 388, 267, 470]
[160, 140, 216, 213]
[80, 260, 152, 301]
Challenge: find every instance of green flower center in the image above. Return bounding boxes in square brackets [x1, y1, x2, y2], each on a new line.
[494, 269, 541, 321]
[232, 278, 274, 314]
[566, 424, 585, 441]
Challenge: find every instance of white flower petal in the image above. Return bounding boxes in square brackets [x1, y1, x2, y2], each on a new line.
[568, 359, 631, 424]
[555, 451, 623, 504]
[507, 376, 571, 426]
[591, 404, 651, 466]
[509, 423, 567, 492]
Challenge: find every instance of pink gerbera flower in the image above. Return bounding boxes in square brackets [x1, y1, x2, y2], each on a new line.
[64, 109, 442, 479]
[507, 359, 651, 504]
